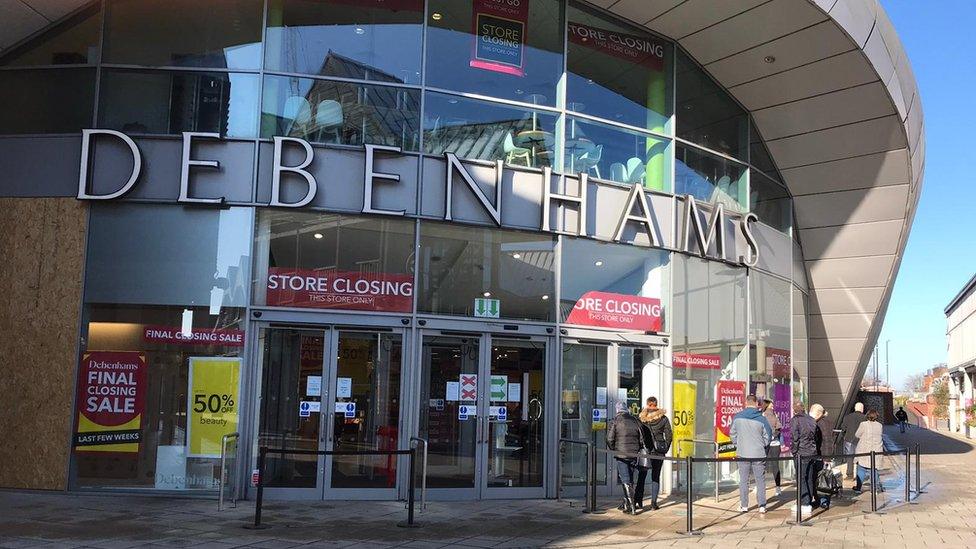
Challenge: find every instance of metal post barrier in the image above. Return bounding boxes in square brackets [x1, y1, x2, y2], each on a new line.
[586, 443, 598, 514]
[869, 451, 878, 513]
[409, 437, 428, 511]
[676, 438, 720, 502]
[679, 456, 702, 536]
[793, 454, 803, 525]
[218, 432, 239, 511]
[904, 448, 912, 504]
[397, 448, 419, 528]
[915, 443, 922, 495]
[244, 446, 269, 530]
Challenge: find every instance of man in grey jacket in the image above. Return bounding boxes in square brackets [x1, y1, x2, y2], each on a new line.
[730, 395, 772, 512]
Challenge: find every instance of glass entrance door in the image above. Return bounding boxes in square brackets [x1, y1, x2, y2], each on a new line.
[255, 325, 403, 500]
[418, 332, 548, 499]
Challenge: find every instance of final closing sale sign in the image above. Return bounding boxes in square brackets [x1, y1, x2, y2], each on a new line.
[714, 380, 745, 458]
[74, 351, 147, 453]
[187, 357, 241, 458]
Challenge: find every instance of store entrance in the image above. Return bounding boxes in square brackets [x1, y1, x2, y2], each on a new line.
[558, 330, 667, 498]
[418, 329, 549, 499]
[255, 323, 406, 500]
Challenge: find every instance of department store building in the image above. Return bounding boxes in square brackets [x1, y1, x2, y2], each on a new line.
[0, 0, 922, 501]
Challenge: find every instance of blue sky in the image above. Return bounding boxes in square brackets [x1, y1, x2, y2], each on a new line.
[874, 1, 976, 388]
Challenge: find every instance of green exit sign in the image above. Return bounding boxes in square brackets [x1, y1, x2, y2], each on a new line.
[473, 298, 500, 318]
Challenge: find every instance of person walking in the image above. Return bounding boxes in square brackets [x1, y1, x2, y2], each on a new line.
[638, 396, 672, 510]
[790, 402, 821, 516]
[607, 401, 645, 514]
[895, 406, 909, 433]
[731, 395, 772, 513]
[854, 409, 885, 493]
[839, 402, 866, 479]
[760, 398, 783, 496]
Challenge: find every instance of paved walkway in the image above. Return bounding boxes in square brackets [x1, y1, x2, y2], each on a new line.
[1, 425, 971, 548]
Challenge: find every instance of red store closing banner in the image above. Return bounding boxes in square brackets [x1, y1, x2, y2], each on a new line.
[565, 291, 662, 332]
[767, 347, 791, 380]
[266, 267, 413, 313]
[568, 21, 667, 70]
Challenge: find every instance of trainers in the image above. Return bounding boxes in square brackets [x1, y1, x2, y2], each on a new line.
[775, 487, 782, 496]
[759, 506, 767, 514]
[801, 505, 813, 516]
[739, 506, 749, 512]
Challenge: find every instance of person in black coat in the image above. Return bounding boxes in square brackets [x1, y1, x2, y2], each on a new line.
[607, 401, 644, 514]
[790, 402, 821, 515]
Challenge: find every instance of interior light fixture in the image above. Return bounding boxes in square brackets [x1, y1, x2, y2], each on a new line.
[763, 55, 776, 64]
[594, 260, 604, 267]
[431, 12, 442, 20]
[355, 27, 365, 35]
[542, 295, 550, 300]
[313, 233, 324, 239]
[512, 253, 521, 259]
[483, 291, 492, 297]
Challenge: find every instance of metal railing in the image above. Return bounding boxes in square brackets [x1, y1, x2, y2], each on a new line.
[218, 432, 240, 511]
[556, 438, 597, 513]
[676, 438, 720, 502]
[246, 446, 420, 529]
[556, 445, 923, 537]
[408, 436, 428, 511]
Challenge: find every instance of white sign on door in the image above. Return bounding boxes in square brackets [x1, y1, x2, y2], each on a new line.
[446, 381, 460, 401]
[306, 375, 322, 396]
[458, 404, 478, 420]
[336, 377, 352, 398]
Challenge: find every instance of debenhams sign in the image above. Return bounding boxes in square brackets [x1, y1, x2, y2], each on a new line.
[77, 129, 759, 267]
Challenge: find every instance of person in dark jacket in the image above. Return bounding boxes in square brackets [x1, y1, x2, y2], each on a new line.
[790, 402, 821, 516]
[607, 401, 645, 514]
[839, 402, 866, 479]
[811, 403, 834, 508]
[895, 407, 909, 433]
[638, 396, 672, 510]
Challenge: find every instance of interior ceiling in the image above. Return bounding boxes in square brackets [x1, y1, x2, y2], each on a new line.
[593, 0, 923, 416]
[2, 0, 922, 416]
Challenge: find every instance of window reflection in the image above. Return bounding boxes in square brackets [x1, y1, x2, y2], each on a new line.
[675, 145, 747, 212]
[265, 0, 424, 85]
[564, 117, 669, 189]
[99, 70, 259, 138]
[560, 238, 669, 331]
[676, 50, 748, 161]
[426, 0, 564, 106]
[0, 2, 99, 66]
[0, 68, 95, 134]
[417, 222, 555, 321]
[750, 171, 792, 233]
[262, 75, 420, 150]
[424, 93, 558, 168]
[103, 0, 263, 69]
[254, 210, 416, 310]
[567, 2, 672, 134]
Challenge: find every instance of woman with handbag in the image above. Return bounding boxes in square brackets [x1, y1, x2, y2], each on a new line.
[607, 401, 644, 514]
[639, 396, 672, 510]
[854, 409, 884, 493]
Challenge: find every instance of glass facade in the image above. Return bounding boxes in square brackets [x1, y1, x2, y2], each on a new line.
[32, 0, 811, 498]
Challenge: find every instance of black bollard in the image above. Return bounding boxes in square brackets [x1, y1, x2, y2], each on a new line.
[244, 446, 270, 529]
[794, 454, 803, 524]
[915, 443, 922, 495]
[904, 449, 912, 504]
[680, 456, 702, 536]
[398, 449, 420, 527]
[869, 451, 877, 513]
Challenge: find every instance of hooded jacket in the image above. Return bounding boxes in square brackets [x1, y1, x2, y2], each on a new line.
[730, 407, 772, 459]
[790, 412, 821, 457]
[640, 408, 672, 455]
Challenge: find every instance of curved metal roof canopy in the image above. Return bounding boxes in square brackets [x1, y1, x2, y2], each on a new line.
[594, 0, 924, 416]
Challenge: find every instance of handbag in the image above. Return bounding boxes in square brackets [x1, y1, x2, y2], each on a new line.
[636, 424, 655, 468]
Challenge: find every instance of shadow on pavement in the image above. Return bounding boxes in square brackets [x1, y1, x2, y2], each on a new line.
[884, 423, 974, 455]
